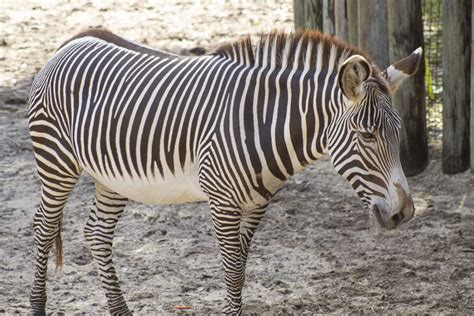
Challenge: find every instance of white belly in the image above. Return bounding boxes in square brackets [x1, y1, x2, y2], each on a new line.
[89, 172, 208, 205]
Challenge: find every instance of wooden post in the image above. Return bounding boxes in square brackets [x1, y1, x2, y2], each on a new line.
[335, 0, 349, 42]
[346, 0, 358, 46]
[323, 0, 335, 34]
[471, 0, 474, 173]
[293, 0, 323, 31]
[388, 0, 428, 176]
[357, 0, 389, 68]
[442, 0, 471, 174]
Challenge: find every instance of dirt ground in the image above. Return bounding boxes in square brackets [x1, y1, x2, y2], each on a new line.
[1, 1, 473, 314]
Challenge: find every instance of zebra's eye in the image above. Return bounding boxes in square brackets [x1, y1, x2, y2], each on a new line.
[359, 131, 376, 141]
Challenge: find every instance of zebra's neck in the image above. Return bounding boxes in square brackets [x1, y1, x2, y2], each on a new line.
[215, 31, 358, 179]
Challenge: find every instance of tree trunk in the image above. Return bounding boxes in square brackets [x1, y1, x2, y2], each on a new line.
[357, 0, 389, 68]
[346, 0, 358, 46]
[323, 0, 335, 34]
[388, 0, 428, 176]
[293, 0, 323, 31]
[335, 0, 349, 42]
[471, 0, 474, 173]
[442, 0, 471, 174]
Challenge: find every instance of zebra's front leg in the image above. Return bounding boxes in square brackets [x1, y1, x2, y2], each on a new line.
[84, 181, 130, 315]
[211, 205, 245, 315]
[240, 205, 267, 267]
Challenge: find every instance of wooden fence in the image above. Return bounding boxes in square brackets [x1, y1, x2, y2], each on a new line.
[293, 0, 472, 175]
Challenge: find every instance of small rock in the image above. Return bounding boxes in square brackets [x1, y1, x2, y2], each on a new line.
[294, 303, 303, 310]
[201, 273, 213, 280]
[72, 254, 91, 266]
[449, 268, 468, 281]
[181, 285, 196, 293]
[5, 98, 26, 105]
[274, 280, 288, 288]
[0, 39, 7, 46]
[142, 229, 157, 238]
[277, 288, 292, 295]
[63, 270, 77, 276]
[65, 296, 76, 303]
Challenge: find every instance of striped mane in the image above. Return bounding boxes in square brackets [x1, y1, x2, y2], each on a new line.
[214, 30, 389, 92]
[215, 30, 371, 68]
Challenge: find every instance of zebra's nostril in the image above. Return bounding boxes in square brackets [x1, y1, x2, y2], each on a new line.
[391, 213, 404, 225]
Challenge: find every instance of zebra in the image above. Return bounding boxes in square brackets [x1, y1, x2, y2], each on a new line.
[28, 28, 420, 315]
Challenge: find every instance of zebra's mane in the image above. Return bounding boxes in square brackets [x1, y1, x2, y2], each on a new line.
[215, 30, 370, 69]
[214, 30, 389, 93]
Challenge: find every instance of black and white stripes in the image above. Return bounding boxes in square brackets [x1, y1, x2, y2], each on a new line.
[28, 29, 417, 315]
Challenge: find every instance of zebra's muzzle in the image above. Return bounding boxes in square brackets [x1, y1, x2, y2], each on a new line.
[372, 205, 397, 230]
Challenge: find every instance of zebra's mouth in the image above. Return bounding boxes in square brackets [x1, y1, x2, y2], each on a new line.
[372, 205, 384, 227]
[372, 205, 397, 230]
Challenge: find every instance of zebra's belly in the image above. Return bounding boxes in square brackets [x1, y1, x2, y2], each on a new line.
[90, 173, 208, 205]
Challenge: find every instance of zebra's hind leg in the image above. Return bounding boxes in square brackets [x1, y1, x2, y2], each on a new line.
[84, 181, 130, 315]
[30, 167, 80, 315]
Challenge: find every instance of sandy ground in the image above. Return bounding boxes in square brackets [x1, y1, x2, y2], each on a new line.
[1, 1, 473, 314]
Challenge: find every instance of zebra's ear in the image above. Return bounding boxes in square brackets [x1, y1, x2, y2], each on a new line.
[338, 55, 372, 102]
[382, 47, 422, 93]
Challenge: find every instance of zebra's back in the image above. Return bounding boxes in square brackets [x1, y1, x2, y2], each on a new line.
[29, 36, 239, 204]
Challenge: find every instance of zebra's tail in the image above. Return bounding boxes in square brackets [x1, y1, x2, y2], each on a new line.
[55, 222, 63, 271]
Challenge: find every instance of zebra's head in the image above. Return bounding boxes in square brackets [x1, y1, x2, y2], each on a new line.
[328, 48, 422, 230]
